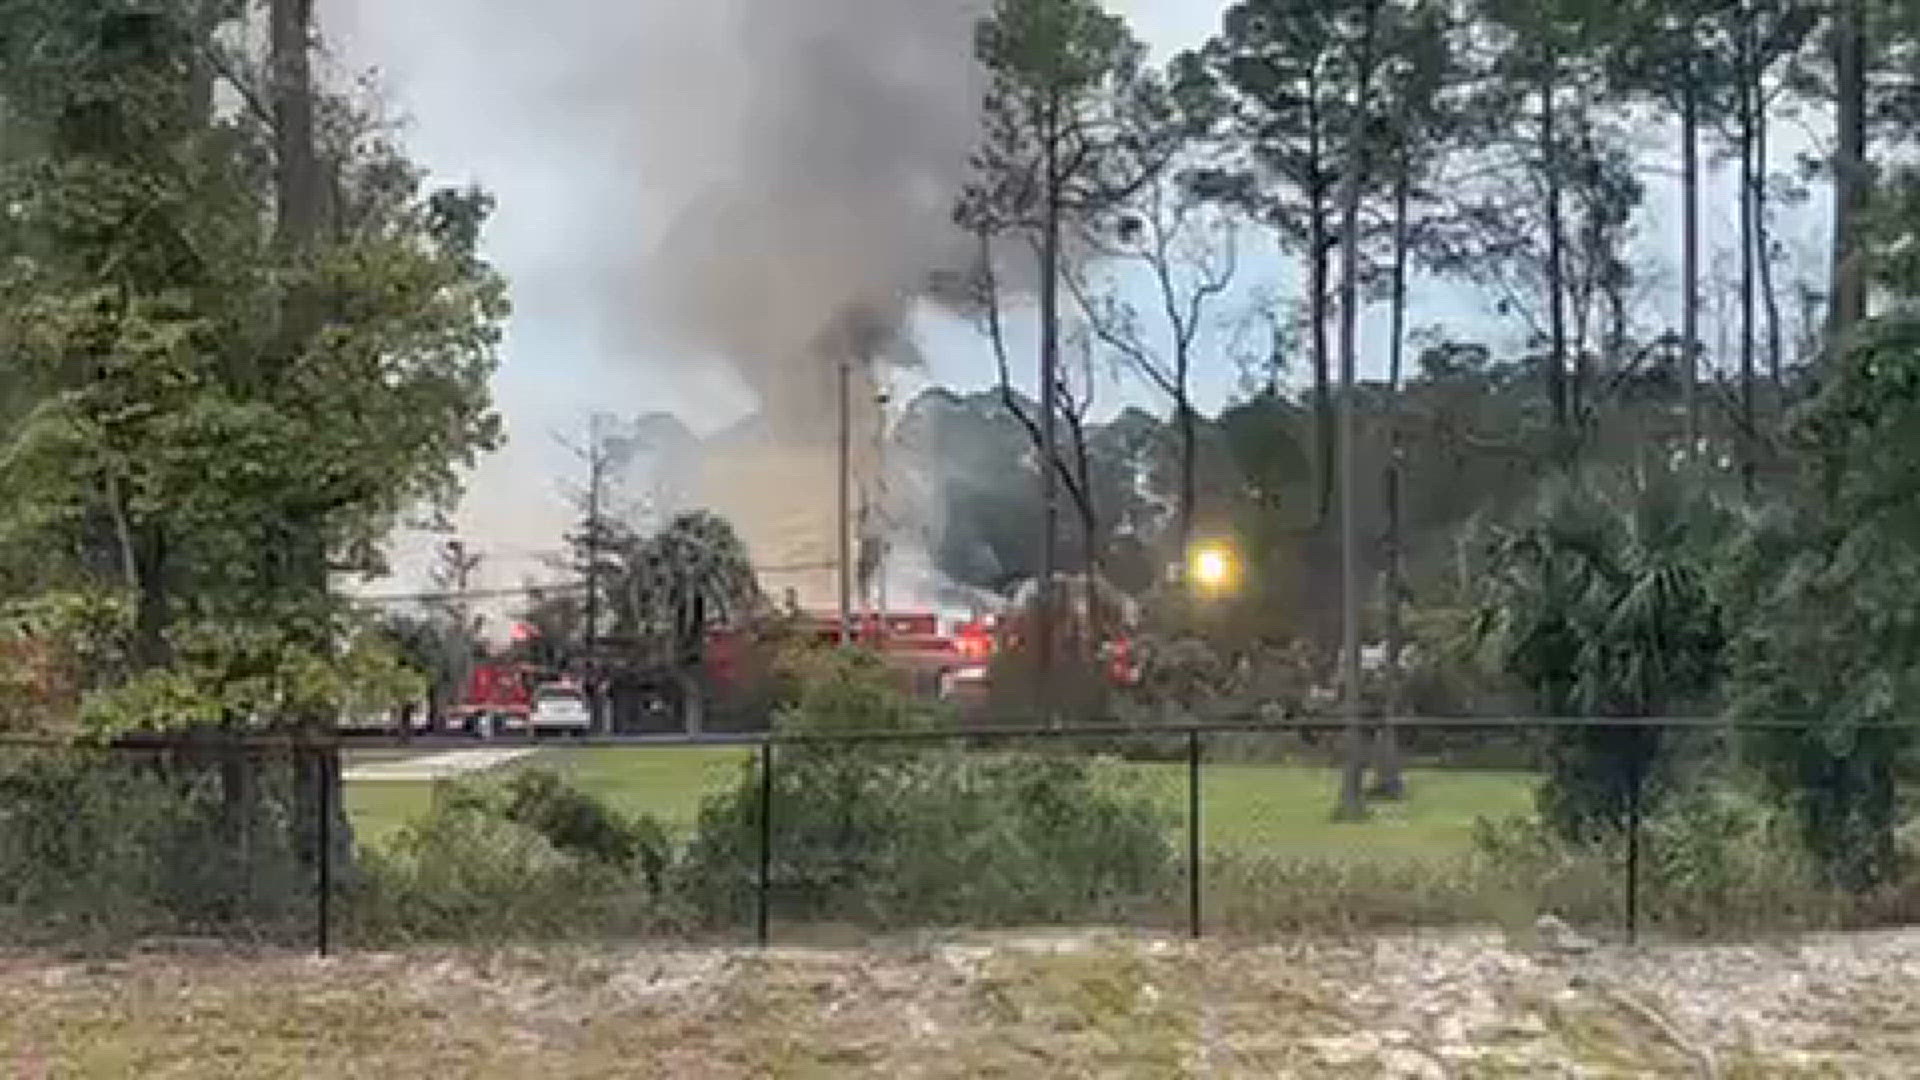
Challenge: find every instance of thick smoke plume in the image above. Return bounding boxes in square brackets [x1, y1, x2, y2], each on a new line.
[322, 0, 992, 615]
[620, 0, 990, 612]
[637, 0, 986, 439]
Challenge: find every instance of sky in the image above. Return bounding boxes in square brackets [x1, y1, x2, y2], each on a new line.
[317, 0, 1833, 614]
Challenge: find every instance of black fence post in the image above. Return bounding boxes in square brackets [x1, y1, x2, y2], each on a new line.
[1625, 746, 1642, 946]
[315, 746, 333, 958]
[757, 738, 772, 948]
[1188, 728, 1202, 940]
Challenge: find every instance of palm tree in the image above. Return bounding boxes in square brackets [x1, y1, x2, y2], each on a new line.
[613, 511, 761, 734]
[1474, 467, 1731, 839]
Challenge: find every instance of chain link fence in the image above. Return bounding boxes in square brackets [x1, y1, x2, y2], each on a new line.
[0, 719, 1914, 956]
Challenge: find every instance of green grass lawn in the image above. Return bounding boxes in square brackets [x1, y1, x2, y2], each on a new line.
[344, 745, 1535, 862]
[1181, 762, 1535, 861]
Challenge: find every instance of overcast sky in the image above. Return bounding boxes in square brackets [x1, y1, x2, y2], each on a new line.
[317, 0, 1831, 608]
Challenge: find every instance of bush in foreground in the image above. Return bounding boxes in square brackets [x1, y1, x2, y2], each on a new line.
[348, 768, 677, 944]
[1468, 783, 1920, 937]
[678, 645, 1176, 929]
[0, 750, 311, 946]
[678, 746, 1175, 929]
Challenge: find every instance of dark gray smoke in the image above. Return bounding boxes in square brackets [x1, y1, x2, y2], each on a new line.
[637, 0, 987, 441]
[319, 0, 991, 612]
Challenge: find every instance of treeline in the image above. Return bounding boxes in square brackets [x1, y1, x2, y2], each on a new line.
[958, 0, 1916, 648]
[958, 0, 1920, 867]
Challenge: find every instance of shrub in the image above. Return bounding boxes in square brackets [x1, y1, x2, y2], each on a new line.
[776, 645, 940, 734]
[0, 749, 312, 945]
[490, 768, 670, 889]
[348, 772, 678, 944]
[1471, 471, 1732, 842]
[678, 647, 1175, 929]
[678, 746, 1174, 929]
[1471, 785, 1865, 938]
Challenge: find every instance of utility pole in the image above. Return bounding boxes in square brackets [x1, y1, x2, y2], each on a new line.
[837, 354, 853, 646]
[874, 383, 890, 649]
[583, 417, 606, 731]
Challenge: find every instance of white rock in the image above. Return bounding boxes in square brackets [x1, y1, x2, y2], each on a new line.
[1536, 913, 1598, 955]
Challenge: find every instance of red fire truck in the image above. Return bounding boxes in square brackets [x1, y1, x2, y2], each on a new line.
[448, 661, 536, 736]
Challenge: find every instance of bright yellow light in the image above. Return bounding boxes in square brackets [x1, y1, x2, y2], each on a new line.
[1190, 543, 1235, 591]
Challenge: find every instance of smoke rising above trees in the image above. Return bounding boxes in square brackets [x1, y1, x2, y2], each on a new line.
[637, 0, 988, 440]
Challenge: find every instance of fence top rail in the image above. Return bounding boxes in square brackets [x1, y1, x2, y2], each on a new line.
[0, 714, 1910, 752]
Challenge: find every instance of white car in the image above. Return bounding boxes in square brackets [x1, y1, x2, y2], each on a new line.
[530, 683, 591, 734]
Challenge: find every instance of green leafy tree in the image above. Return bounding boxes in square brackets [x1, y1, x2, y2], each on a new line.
[1723, 170, 1920, 888]
[0, 2, 504, 730]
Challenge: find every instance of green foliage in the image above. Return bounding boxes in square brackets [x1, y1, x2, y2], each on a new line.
[1722, 383, 1920, 889]
[350, 768, 674, 942]
[1471, 785, 1862, 936]
[680, 747, 1174, 929]
[78, 610, 425, 733]
[459, 768, 670, 884]
[774, 645, 936, 735]
[610, 511, 759, 664]
[1714, 180, 1920, 892]
[0, 749, 311, 945]
[0, 0, 504, 733]
[965, 0, 1147, 231]
[680, 648, 1174, 928]
[354, 802, 595, 940]
[1473, 468, 1731, 839]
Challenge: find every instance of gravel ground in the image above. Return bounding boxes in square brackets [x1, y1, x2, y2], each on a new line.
[2, 926, 1916, 1076]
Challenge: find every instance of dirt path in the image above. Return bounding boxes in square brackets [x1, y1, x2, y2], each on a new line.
[341, 747, 537, 782]
[3, 927, 1917, 1076]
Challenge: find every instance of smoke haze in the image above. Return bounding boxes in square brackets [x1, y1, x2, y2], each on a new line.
[638, 0, 985, 440]
[321, 0, 991, 614]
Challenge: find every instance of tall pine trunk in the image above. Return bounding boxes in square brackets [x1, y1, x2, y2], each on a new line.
[1333, 0, 1378, 824]
[1829, 0, 1869, 343]
[1754, 93, 1784, 390]
[1177, 400, 1197, 558]
[1682, 70, 1700, 459]
[1307, 205, 1334, 531]
[1542, 48, 1570, 455]
[1737, 31, 1758, 496]
[1035, 94, 1062, 716]
[1371, 165, 1411, 803]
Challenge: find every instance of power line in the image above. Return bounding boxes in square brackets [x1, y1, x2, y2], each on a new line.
[346, 560, 844, 606]
[348, 583, 585, 605]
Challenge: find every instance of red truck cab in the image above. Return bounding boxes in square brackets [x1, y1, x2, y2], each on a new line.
[450, 661, 535, 736]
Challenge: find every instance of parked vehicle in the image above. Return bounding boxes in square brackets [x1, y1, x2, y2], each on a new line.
[449, 662, 534, 737]
[529, 679, 591, 735]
